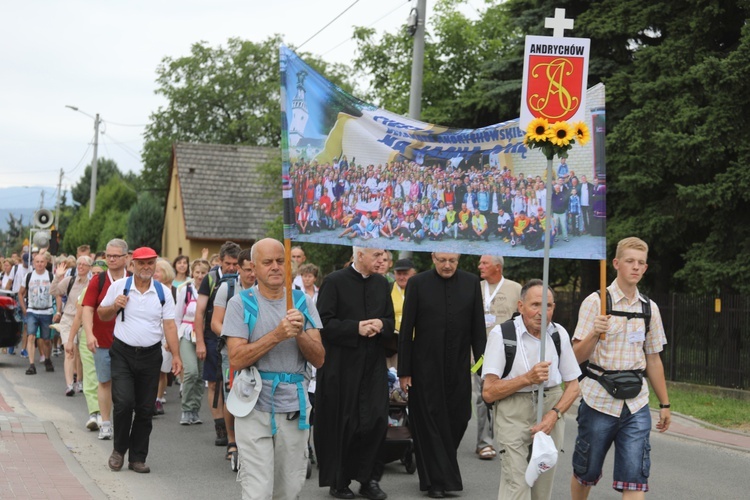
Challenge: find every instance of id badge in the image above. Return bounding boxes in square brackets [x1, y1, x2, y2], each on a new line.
[628, 329, 646, 343]
[484, 314, 496, 326]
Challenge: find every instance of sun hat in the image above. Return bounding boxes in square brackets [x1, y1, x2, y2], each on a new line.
[525, 432, 558, 487]
[131, 247, 158, 260]
[226, 366, 263, 417]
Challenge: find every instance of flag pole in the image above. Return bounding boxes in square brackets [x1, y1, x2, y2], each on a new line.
[537, 156, 553, 424]
[280, 45, 294, 310]
[599, 259, 607, 339]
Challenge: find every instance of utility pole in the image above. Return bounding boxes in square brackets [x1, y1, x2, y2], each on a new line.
[54, 168, 63, 226]
[408, 0, 427, 120]
[90, 113, 100, 216]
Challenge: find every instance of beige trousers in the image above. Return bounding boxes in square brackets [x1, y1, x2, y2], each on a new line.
[493, 386, 564, 500]
[235, 407, 310, 500]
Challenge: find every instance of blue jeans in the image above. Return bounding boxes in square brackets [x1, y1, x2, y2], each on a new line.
[572, 400, 652, 492]
[26, 312, 52, 340]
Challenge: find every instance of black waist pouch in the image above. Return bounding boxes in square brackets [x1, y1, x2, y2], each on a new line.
[588, 363, 644, 400]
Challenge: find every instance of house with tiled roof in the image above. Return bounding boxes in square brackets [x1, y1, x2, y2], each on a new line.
[161, 142, 280, 260]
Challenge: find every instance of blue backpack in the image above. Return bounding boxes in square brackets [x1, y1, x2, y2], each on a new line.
[120, 276, 166, 321]
[239, 288, 315, 335]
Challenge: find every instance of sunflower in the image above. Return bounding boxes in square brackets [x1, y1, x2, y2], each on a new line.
[526, 117, 549, 143]
[572, 121, 591, 146]
[547, 121, 574, 147]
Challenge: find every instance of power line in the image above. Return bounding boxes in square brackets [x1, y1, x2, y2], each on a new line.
[322, 0, 410, 56]
[297, 0, 363, 49]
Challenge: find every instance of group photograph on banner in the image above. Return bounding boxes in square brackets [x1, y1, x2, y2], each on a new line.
[280, 45, 606, 261]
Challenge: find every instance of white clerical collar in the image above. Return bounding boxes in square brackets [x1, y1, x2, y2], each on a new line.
[351, 263, 370, 279]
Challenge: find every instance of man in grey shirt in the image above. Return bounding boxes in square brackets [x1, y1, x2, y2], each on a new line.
[223, 238, 325, 500]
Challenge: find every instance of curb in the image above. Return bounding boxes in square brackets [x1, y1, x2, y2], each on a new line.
[42, 420, 110, 500]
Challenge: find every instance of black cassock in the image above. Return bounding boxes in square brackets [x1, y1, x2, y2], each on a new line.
[315, 265, 395, 488]
[398, 269, 486, 492]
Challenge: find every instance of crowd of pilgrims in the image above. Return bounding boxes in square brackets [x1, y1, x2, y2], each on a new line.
[292, 156, 600, 250]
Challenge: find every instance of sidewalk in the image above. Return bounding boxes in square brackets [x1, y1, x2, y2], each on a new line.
[0, 391, 106, 500]
[662, 409, 750, 453]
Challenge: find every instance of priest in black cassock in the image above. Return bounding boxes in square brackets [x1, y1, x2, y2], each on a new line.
[315, 246, 395, 500]
[398, 252, 486, 499]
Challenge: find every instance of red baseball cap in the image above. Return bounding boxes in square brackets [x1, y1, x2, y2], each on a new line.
[132, 247, 158, 260]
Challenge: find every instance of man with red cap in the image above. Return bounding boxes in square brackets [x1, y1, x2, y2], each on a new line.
[97, 247, 182, 474]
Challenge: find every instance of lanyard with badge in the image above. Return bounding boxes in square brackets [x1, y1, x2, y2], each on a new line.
[483, 278, 504, 326]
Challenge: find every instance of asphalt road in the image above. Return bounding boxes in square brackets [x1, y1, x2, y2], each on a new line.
[2, 351, 750, 499]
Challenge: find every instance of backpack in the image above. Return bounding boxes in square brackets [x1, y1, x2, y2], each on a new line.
[119, 276, 166, 321]
[94, 270, 133, 303]
[205, 270, 238, 331]
[24, 269, 54, 308]
[499, 315, 561, 379]
[578, 290, 652, 381]
[239, 288, 315, 337]
[605, 290, 651, 334]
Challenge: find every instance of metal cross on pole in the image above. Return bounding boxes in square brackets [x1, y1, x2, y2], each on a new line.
[537, 7, 575, 425]
[545, 8, 574, 38]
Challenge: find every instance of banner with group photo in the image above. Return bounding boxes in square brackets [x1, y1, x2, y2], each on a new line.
[280, 46, 606, 260]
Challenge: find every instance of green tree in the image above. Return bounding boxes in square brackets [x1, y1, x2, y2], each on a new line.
[142, 36, 356, 195]
[71, 158, 123, 207]
[62, 176, 136, 253]
[127, 194, 163, 252]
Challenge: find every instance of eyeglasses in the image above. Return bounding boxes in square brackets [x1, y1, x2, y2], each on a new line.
[434, 258, 459, 265]
[105, 254, 126, 260]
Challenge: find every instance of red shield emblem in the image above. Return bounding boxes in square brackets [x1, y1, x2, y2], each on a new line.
[526, 55, 584, 122]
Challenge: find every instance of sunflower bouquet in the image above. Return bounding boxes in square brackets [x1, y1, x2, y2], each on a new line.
[524, 117, 590, 160]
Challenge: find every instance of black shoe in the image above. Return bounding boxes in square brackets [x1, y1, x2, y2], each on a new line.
[359, 480, 387, 500]
[44, 358, 54, 372]
[427, 487, 446, 498]
[25, 364, 37, 375]
[329, 486, 355, 499]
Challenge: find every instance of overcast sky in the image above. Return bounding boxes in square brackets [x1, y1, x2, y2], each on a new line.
[2, 0, 487, 194]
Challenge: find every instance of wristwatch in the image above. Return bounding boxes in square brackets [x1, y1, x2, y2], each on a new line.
[551, 407, 562, 420]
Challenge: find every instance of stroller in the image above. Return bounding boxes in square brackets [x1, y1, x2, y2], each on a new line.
[0, 290, 22, 349]
[378, 369, 416, 474]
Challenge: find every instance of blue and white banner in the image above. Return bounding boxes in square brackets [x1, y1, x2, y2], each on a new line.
[280, 46, 605, 260]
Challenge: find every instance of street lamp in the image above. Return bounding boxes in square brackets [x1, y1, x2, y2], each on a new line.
[66, 105, 101, 216]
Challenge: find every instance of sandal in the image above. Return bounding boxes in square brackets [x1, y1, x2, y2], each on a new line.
[477, 446, 496, 460]
[227, 442, 239, 471]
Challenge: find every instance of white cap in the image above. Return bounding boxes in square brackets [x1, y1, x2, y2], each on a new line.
[226, 366, 262, 417]
[525, 432, 558, 487]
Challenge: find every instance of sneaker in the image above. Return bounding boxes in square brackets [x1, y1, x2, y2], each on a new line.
[86, 413, 100, 431]
[75, 382, 83, 393]
[180, 411, 191, 425]
[44, 358, 54, 372]
[7, 347, 15, 355]
[65, 384, 75, 397]
[155, 400, 164, 415]
[190, 411, 202, 425]
[25, 364, 37, 375]
[20, 349, 28, 358]
[98, 423, 112, 440]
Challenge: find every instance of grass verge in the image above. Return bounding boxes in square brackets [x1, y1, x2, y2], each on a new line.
[649, 385, 750, 430]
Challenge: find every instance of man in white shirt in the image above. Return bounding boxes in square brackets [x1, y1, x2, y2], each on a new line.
[474, 255, 522, 461]
[18, 253, 56, 374]
[98, 247, 182, 474]
[482, 279, 580, 500]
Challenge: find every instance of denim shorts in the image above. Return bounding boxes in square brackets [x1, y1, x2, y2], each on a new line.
[572, 399, 652, 492]
[26, 312, 52, 340]
[93, 347, 112, 383]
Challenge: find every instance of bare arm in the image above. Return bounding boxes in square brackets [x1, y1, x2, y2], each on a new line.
[530, 379, 580, 436]
[210, 306, 226, 336]
[18, 286, 27, 315]
[297, 327, 325, 369]
[227, 309, 304, 369]
[163, 319, 182, 376]
[482, 361, 552, 403]
[645, 352, 671, 432]
[82, 306, 98, 352]
[66, 302, 84, 356]
[572, 314, 609, 364]
[193, 294, 209, 360]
